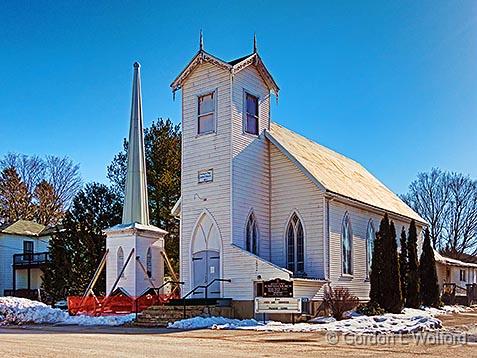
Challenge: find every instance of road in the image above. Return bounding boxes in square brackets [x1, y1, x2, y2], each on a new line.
[0, 324, 475, 358]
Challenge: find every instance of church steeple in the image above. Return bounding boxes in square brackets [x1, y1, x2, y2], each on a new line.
[122, 62, 150, 225]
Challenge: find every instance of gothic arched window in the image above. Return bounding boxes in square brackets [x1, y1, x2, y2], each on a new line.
[146, 247, 152, 278]
[286, 212, 304, 274]
[366, 220, 375, 278]
[342, 213, 353, 275]
[246, 212, 259, 255]
[117, 246, 124, 278]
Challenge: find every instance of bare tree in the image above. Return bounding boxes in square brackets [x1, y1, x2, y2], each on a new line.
[444, 173, 477, 257]
[401, 168, 450, 249]
[45, 155, 82, 209]
[402, 168, 477, 257]
[0, 153, 46, 192]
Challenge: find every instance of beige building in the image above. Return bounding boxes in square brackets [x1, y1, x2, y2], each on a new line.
[171, 40, 426, 317]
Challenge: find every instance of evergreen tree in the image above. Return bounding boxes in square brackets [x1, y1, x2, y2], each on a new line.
[42, 183, 121, 298]
[399, 227, 408, 304]
[107, 118, 181, 274]
[381, 219, 403, 313]
[370, 215, 389, 308]
[406, 220, 420, 308]
[419, 227, 440, 307]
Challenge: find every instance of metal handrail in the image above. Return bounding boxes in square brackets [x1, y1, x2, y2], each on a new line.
[182, 278, 231, 318]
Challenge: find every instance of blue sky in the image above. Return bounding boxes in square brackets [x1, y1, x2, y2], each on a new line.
[1, 1, 476, 195]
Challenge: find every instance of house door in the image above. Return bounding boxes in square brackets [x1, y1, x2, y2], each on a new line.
[191, 213, 221, 298]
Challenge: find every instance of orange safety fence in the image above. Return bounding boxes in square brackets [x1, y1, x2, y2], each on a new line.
[67, 292, 180, 316]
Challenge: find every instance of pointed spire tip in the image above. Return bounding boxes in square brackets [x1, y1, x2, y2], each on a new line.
[133, 62, 140, 68]
[199, 30, 204, 51]
[253, 33, 257, 53]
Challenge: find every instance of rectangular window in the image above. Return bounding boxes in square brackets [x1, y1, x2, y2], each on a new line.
[23, 241, 34, 254]
[460, 269, 466, 282]
[198, 92, 215, 135]
[244, 93, 259, 135]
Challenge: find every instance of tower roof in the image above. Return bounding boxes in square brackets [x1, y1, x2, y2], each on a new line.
[170, 38, 279, 96]
[122, 62, 150, 225]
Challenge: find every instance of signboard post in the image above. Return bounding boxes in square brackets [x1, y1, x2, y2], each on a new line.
[256, 279, 299, 324]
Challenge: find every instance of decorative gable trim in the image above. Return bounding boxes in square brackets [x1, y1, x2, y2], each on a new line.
[171, 50, 232, 94]
[171, 51, 279, 97]
[231, 53, 279, 96]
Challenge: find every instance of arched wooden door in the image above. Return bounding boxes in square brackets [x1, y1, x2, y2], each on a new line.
[191, 213, 221, 298]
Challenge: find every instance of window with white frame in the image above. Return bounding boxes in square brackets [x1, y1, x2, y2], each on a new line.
[246, 212, 259, 255]
[146, 247, 152, 278]
[342, 213, 353, 275]
[286, 213, 304, 274]
[117, 246, 124, 278]
[366, 220, 375, 278]
[198, 92, 215, 134]
[244, 92, 259, 135]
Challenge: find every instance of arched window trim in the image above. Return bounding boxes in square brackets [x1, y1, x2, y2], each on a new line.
[146, 247, 152, 278]
[245, 211, 259, 255]
[366, 219, 375, 279]
[286, 211, 305, 276]
[341, 212, 353, 276]
[117, 246, 125, 278]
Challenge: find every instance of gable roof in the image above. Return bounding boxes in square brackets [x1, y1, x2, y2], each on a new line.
[434, 250, 477, 268]
[0, 220, 47, 236]
[266, 122, 425, 224]
[171, 50, 279, 96]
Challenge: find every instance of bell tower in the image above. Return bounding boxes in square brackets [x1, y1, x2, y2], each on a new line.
[104, 62, 167, 297]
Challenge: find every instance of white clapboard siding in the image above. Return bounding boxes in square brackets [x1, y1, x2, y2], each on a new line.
[326, 199, 423, 300]
[222, 244, 290, 300]
[269, 144, 325, 279]
[231, 65, 272, 260]
[180, 61, 233, 293]
[293, 279, 327, 299]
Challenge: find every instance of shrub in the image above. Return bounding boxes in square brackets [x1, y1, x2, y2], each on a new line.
[357, 301, 385, 316]
[323, 286, 359, 320]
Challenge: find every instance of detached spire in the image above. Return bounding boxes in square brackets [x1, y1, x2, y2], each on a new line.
[253, 33, 257, 53]
[199, 30, 204, 51]
[122, 62, 150, 225]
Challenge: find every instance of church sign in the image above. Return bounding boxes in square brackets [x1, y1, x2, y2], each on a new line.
[262, 278, 293, 298]
[254, 297, 302, 314]
[198, 169, 213, 184]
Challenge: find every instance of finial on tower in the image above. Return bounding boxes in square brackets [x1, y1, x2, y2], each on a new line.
[199, 30, 204, 51]
[253, 33, 257, 53]
[133, 61, 140, 68]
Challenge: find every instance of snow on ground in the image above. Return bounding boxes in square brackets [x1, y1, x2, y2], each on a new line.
[0, 297, 134, 326]
[169, 305, 470, 334]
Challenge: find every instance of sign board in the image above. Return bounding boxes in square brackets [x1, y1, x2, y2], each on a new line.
[263, 278, 293, 297]
[255, 297, 302, 314]
[198, 169, 213, 184]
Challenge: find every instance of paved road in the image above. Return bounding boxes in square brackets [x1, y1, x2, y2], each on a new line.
[0, 325, 475, 357]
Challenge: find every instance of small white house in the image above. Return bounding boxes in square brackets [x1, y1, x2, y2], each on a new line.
[0, 220, 52, 298]
[434, 251, 477, 290]
[171, 40, 426, 317]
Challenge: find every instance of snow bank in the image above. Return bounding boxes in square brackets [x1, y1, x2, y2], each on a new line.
[168, 305, 469, 334]
[0, 297, 134, 326]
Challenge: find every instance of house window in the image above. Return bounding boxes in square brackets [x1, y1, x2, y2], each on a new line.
[23, 241, 34, 261]
[246, 212, 259, 255]
[198, 92, 215, 134]
[342, 213, 353, 275]
[146, 247, 152, 278]
[460, 269, 466, 282]
[286, 213, 304, 275]
[117, 247, 124, 278]
[244, 93, 259, 135]
[366, 220, 375, 278]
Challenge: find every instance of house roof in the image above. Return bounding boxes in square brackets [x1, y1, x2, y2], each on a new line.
[434, 250, 477, 268]
[171, 50, 279, 96]
[0, 220, 47, 237]
[266, 122, 426, 223]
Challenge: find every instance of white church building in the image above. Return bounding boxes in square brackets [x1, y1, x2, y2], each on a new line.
[170, 39, 426, 316]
